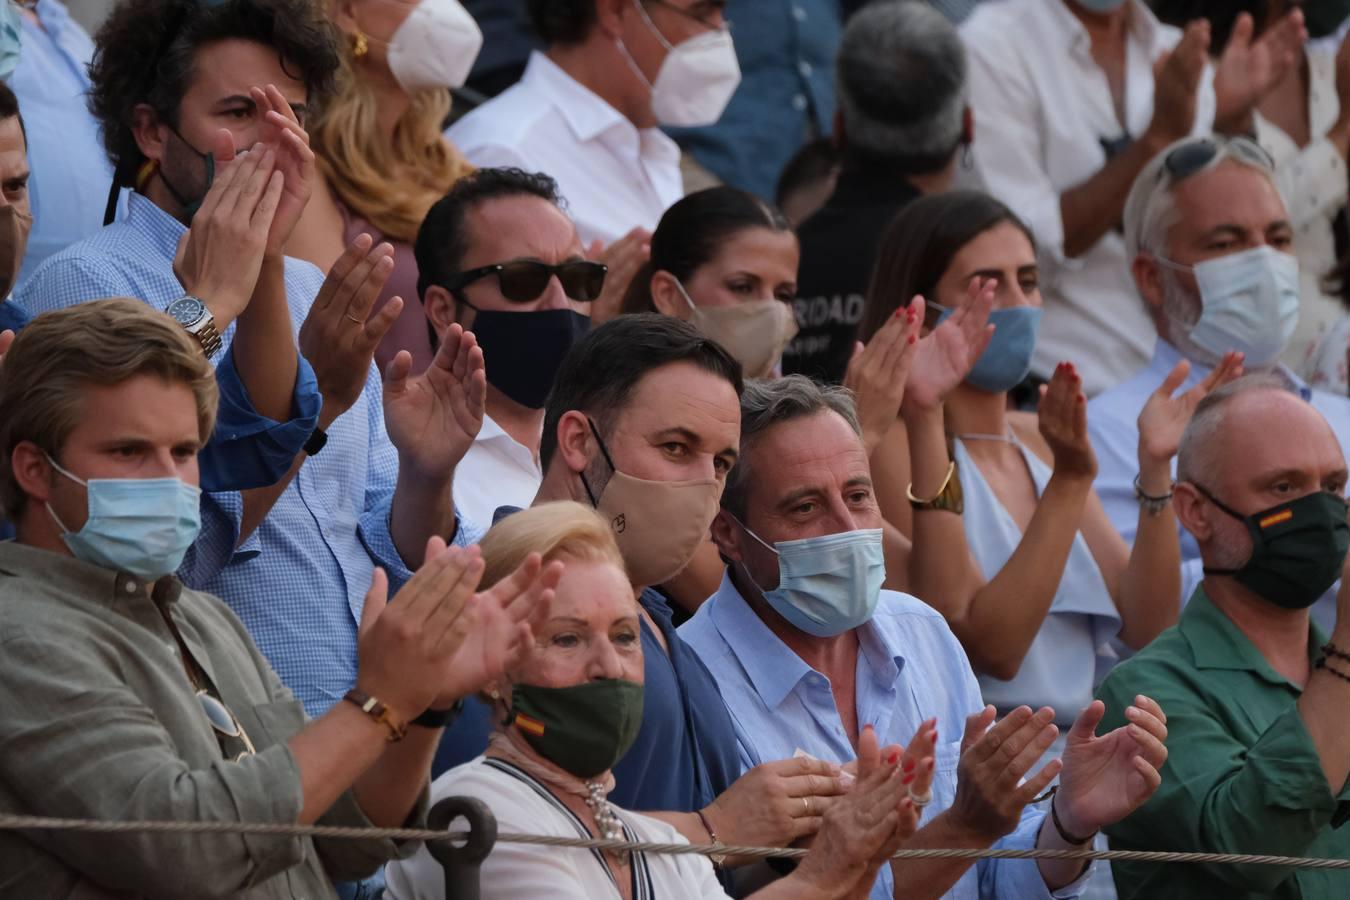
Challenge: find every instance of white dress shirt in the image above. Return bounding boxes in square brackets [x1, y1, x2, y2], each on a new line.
[448, 50, 684, 247]
[1088, 338, 1350, 630]
[1256, 48, 1348, 374]
[451, 412, 542, 527]
[961, 0, 1216, 396]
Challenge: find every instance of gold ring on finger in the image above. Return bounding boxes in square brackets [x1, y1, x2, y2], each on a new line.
[344, 312, 364, 325]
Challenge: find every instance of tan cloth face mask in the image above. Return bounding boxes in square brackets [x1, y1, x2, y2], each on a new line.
[580, 418, 723, 588]
[0, 203, 32, 300]
[677, 280, 799, 379]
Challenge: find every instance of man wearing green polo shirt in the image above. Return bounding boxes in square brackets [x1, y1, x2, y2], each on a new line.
[1096, 373, 1350, 899]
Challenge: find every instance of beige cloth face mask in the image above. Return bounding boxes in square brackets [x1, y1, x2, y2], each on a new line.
[580, 418, 723, 588]
[676, 280, 799, 379]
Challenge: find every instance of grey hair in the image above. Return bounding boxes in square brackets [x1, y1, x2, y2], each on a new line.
[721, 376, 862, 520]
[1176, 373, 1299, 486]
[836, 0, 967, 169]
[1123, 135, 1282, 262]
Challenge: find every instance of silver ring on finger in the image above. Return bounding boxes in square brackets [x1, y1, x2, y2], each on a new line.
[908, 786, 933, 809]
[344, 312, 364, 325]
[801, 796, 811, 817]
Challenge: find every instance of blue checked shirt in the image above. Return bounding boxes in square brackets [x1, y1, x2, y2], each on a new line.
[17, 192, 483, 716]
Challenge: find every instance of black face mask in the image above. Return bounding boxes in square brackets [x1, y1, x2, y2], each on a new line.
[465, 307, 590, 409]
[1196, 485, 1350, 610]
[1304, 0, 1350, 39]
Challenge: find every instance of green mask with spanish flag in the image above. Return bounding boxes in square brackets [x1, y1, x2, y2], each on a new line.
[1197, 486, 1350, 610]
[509, 679, 645, 779]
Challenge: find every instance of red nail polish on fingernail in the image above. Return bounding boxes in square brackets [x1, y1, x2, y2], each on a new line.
[908, 335, 917, 344]
[902, 773, 915, 785]
[888, 751, 900, 765]
[903, 759, 915, 773]
[893, 309, 903, 319]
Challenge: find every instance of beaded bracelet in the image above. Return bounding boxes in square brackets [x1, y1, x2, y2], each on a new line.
[1315, 656, 1350, 685]
[1321, 641, 1350, 665]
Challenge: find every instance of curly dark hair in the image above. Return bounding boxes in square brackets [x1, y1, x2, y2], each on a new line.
[88, 0, 341, 184]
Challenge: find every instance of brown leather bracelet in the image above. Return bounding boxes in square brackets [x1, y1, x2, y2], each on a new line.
[343, 689, 408, 742]
[1050, 791, 1097, 846]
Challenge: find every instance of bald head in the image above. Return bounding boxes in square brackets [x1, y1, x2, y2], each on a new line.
[1175, 375, 1348, 569]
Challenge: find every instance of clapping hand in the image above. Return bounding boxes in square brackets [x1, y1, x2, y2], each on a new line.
[949, 706, 1062, 844]
[701, 755, 850, 851]
[1054, 697, 1168, 842]
[0, 328, 13, 365]
[586, 227, 651, 326]
[383, 322, 487, 482]
[1214, 10, 1306, 133]
[1146, 20, 1210, 147]
[1137, 352, 1243, 468]
[250, 83, 316, 256]
[298, 234, 403, 425]
[901, 278, 997, 418]
[1039, 362, 1095, 482]
[173, 135, 283, 330]
[844, 296, 923, 454]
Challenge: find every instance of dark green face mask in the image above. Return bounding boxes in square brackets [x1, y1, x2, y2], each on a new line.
[1303, 0, 1350, 39]
[1197, 485, 1350, 610]
[508, 679, 645, 779]
[159, 125, 216, 220]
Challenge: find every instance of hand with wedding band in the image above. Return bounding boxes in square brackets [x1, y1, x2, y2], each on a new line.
[298, 233, 404, 428]
[698, 754, 850, 855]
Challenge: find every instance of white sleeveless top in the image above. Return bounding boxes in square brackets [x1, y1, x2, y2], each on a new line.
[953, 437, 1122, 726]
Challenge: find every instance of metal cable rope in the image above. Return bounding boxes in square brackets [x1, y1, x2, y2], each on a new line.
[1, 812, 1349, 870]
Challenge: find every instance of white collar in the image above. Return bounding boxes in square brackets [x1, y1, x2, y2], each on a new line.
[1043, 0, 1164, 55]
[522, 50, 635, 144]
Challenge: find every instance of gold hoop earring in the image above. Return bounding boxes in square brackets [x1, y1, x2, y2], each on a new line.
[351, 30, 368, 60]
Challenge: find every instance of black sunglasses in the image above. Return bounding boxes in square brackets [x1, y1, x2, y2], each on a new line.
[444, 260, 608, 304]
[1161, 137, 1274, 183]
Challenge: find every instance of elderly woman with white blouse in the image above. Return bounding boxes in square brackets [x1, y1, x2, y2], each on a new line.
[387, 501, 937, 900]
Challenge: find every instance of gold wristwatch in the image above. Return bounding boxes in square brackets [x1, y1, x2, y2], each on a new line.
[907, 459, 964, 514]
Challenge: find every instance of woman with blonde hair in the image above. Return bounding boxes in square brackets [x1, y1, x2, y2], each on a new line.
[293, 0, 482, 372]
[387, 500, 939, 900]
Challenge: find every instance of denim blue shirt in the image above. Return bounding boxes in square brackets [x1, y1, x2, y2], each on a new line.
[679, 573, 1091, 900]
[17, 192, 482, 717]
[667, 0, 841, 200]
[12, 0, 122, 290]
[0, 294, 318, 493]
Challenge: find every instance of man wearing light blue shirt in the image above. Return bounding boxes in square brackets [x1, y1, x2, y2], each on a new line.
[1089, 135, 1350, 625]
[17, 0, 483, 733]
[681, 376, 1171, 900]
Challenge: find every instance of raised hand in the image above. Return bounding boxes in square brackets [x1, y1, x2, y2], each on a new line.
[383, 321, 487, 482]
[845, 296, 923, 454]
[173, 137, 283, 330]
[432, 552, 563, 707]
[1137, 352, 1243, 468]
[895, 718, 938, 837]
[1038, 362, 1095, 482]
[1214, 10, 1306, 132]
[793, 725, 907, 896]
[1146, 20, 1210, 146]
[901, 278, 996, 418]
[1054, 696, 1168, 841]
[0, 327, 13, 364]
[354, 539, 482, 721]
[250, 83, 315, 256]
[701, 755, 850, 850]
[586, 227, 651, 326]
[948, 705, 1063, 844]
[298, 234, 403, 425]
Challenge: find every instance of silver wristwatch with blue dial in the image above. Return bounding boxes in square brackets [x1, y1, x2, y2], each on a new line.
[166, 295, 222, 360]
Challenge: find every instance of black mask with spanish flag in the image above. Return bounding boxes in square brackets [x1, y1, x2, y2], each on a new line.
[1197, 486, 1350, 610]
[508, 679, 644, 779]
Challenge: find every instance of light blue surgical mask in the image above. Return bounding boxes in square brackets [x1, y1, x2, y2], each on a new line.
[0, 1, 22, 82]
[738, 520, 886, 637]
[45, 456, 201, 580]
[1076, 0, 1126, 12]
[936, 304, 1043, 394]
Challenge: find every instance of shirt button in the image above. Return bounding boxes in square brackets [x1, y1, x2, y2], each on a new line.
[798, 60, 813, 78]
[124, 581, 137, 594]
[792, 4, 807, 20]
[792, 93, 809, 112]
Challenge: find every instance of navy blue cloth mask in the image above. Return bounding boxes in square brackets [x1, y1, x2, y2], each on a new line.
[465, 307, 590, 409]
[936, 304, 1043, 394]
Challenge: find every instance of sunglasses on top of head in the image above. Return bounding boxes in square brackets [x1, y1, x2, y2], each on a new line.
[443, 260, 609, 304]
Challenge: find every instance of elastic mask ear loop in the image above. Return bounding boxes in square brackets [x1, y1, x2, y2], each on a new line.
[578, 417, 619, 508]
[674, 278, 698, 315]
[1191, 482, 1255, 577]
[42, 454, 85, 535]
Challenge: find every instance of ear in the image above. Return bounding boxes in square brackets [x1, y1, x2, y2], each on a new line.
[831, 108, 845, 151]
[962, 105, 974, 145]
[1133, 252, 1165, 313]
[130, 103, 169, 164]
[594, 0, 628, 39]
[333, 0, 361, 34]
[1173, 482, 1214, 543]
[11, 440, 55, 507]
[649, 270, 691, 319]
[424, 285, 460, 341]
[555, 410, 596, 476]
[710, 508, 745, 563]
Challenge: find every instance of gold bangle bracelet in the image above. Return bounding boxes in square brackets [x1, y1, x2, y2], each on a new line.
[907, 460, 956, 505]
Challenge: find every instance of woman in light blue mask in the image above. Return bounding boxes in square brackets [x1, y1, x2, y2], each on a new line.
[859, 191, 1240, 754]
